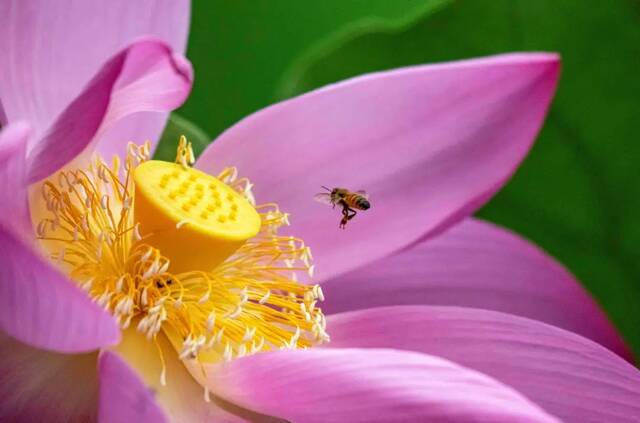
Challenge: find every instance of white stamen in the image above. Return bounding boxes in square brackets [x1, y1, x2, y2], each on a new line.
[223, 343, 232, 361]
[252, 337, 265, 353]
[82, 278, 94, 291]
[133, 223, 142, 241]
[121, 314, 133, 329]
[258, 290, 271, 305]
[158, 261, 170, 274]
[179, 346, 194, 360]
[206, 311, 217, 332]
[137, 316, 150, 332]
[115, 276, 125, 292]
[198, 291, 210, 304]
[160, 368, 167, 386]
[224, 305, 242, 319]
[242, 327, 256, 343]
[237, 344, 247, 357]
[215, 327, 225, 343]
[176, 220, 189, 229]
[239, 289, 249, 305]
[316, 285, 324, 301]
[142, 260, 159, 279]
[141, 248, 153, 261]
[291, 326, 301, 344]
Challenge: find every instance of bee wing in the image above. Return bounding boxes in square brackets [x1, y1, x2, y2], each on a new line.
[355, 190, 369, 199]
[313, 193, 333, 205]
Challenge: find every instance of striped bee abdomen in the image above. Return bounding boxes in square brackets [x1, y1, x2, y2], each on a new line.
[345, 193, 370, 210]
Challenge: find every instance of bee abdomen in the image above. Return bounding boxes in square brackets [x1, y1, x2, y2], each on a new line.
[346, 193, 370, 210]
[357, 198, 370, 210]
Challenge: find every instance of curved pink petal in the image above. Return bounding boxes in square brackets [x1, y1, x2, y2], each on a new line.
[197, 53, 560, 282]
[197, 348, 559, 423]
[321, 218, 632, 361]
[0, 332, 98, 422]
[0, 224, 120, 352]
[99, 351, 167, 423]
[327, 306, 640, 422]
[26, 38, 193, 183]
[0, 122, 31, 232]
[0, 0, 190, 156]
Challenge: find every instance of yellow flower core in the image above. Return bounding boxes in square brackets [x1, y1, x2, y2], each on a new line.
[36, 137, 327, 392]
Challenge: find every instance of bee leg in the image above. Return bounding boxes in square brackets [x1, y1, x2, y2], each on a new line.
[346, 208, 357, 221]
[339, 206, 357, 229]
[339, 204, 350, 229]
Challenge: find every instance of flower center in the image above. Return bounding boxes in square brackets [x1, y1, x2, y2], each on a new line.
[134, 159, 261, 273]
[35, 137, 327, 391]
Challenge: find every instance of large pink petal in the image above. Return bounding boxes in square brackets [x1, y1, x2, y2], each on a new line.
[0, 224, 120, 352]
[0, 332, 98, 422]
[328, 306, 640, 423]
[197, 348, 559, 423]
[197, 54, 560, 282]
[0, 0, 190, 156]
[321, 218, 632, 361]
[0, 122, 31, 232]
[98, 351, 167, 423]
[27, 38, 193, 183]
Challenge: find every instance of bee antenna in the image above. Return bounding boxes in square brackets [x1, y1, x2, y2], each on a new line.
[321, 185, 331, 192]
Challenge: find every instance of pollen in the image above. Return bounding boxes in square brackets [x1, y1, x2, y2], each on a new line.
[35, 136, 327, 389]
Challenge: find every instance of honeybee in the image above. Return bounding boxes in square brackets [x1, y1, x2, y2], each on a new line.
[314, 186, 370, 229]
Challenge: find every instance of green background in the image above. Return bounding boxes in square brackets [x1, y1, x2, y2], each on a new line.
[158, 0, 640, 356]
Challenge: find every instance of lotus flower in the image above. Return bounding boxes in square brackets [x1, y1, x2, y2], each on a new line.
[2, 1, 640, 422]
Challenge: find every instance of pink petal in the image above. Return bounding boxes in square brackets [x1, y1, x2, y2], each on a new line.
[0, 0, 190, 156]
[328, 306, 640, 422]
[0, 332, 99, 422]
[27, 38, 193, 183]
[321, 218, 632, 361]
[0, 224, 120, 352]
[98, 351, 167, 423]
[0, 122, 31, 232]
[197, 348, 559, 423]
[196, 54, 560, 282]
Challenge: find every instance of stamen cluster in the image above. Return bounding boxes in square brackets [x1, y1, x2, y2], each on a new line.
[36, 139, 327, 387]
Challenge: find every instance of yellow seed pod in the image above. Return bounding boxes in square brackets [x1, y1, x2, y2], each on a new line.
[134, 161, 261, 273]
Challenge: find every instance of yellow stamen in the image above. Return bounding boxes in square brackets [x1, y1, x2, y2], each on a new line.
[35, 137, 327, 391]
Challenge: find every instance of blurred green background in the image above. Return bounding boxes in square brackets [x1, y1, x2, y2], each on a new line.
[157, 0, 640, 355]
